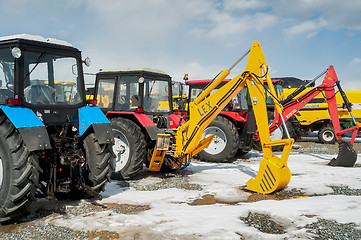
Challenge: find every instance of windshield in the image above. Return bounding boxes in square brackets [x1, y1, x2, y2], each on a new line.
[263, 84, 284, 105]
[0, 48, 15, 104]
[189, 85, 248, 111]
[144, 79, 170, 112]
[97, 78, 115, 108]
[23, 51, 82, 105]
[114, 75, 138, 111]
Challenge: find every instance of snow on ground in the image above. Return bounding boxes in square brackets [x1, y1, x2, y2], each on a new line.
[49, 152, 361, 239]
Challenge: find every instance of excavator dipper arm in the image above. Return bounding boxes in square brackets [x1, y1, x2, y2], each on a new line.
[269, 65, 358, 167]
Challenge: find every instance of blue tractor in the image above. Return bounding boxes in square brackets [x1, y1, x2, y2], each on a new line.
[0, 34, 114, 223]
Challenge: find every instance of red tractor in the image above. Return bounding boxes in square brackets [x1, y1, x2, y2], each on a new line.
[93, 68, 182, 179]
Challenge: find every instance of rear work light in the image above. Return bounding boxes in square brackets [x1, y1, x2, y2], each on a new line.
[7, 98, 22, 105]
[86, 99, 98, 105]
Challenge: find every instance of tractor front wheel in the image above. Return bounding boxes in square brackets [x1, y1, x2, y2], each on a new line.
[0, 116, 41, 223]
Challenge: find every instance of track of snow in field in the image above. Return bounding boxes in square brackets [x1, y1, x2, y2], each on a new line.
[49, 151, 361, 240]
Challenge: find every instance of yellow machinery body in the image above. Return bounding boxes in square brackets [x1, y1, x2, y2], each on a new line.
[282, 88, 361, 128]
[149, 41, 294, 194]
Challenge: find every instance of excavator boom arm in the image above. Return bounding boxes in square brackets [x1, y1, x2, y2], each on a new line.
[178, 42, 269, 156]
[150, 41, 295, 194]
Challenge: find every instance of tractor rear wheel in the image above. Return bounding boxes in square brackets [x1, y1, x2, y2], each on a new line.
[110, 118, 146, 180]
[198, 116, 239, 163]
[0, 116, 41, 223]
[83, 133, 114, 193]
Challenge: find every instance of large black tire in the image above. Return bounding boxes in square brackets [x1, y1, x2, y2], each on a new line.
[83, 133, 114, 193]
[110, 118, 146, 180]
[198, 116, 239, 163]
[318, 126, 336, 144]
[0, 116, 41, 223]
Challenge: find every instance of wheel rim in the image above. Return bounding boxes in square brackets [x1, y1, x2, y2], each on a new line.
[202, 126, 227, 154]
[270, 126, 283, 141]
[0, 157, 3, 188]
[322, 130, 334, 142]
[112, 130, 130, 172]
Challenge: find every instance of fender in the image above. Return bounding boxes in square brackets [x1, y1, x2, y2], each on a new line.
[218, 111, 246, 122]
[0, 106, 51, 151]
[76, 106, 113, 144]
[106, 111, 159, 140]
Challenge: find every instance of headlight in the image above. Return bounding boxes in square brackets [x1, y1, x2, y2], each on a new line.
[11, 47, 22, 58]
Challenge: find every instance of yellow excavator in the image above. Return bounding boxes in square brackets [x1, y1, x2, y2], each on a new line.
[149, 41, 294, 194]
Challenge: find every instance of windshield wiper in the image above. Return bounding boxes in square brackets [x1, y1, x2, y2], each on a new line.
[147, 80, 156, 99]
[24, 51, 47, 80]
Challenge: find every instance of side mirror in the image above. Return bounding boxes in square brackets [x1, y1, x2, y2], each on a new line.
[83, 57, 91, 67]
[72, 64, 78, 75]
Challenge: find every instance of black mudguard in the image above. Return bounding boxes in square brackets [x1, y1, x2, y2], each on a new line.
[17, 126, 52, 151]
[91, 123, 114, 145]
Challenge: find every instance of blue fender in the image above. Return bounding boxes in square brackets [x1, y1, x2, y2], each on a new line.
[0, 106, 51, 150]
[75, 106, 113, 144]
[1, 106, 44, 128]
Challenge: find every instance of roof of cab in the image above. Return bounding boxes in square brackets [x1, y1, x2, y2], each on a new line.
[99, 67, 169, 76]
[0, 34, 73, 47]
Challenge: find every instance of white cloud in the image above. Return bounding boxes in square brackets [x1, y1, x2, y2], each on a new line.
[205, 12, 278, 38]
[274, 0, 361, 31]
[223, 0, 270, 11]
[284, 19, 327, 36]
[351, 58, 361, 65]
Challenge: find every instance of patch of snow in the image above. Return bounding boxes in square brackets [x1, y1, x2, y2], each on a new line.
[47, 152, 361, 239]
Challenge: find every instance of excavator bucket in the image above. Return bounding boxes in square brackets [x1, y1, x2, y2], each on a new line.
[244, 139, 293, 194]
[245, 158, 291, 194]
[328, 140, 357, 167]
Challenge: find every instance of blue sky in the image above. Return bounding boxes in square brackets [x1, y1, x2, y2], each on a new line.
[1, 0, 361, 89]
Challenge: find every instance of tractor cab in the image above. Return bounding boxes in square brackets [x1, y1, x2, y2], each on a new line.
[95, 68, 174, 128]
[0, 34, 92, 125]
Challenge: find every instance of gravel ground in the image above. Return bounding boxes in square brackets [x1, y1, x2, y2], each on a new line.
[1, 139, 361, 239]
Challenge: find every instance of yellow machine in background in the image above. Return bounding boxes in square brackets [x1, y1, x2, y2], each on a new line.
[283, 83, 361, 143]
[149, 41, 294, 194]
[53, 80, 76, 102]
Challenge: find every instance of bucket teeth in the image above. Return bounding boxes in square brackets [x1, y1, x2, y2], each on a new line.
[328, 140, 357, 167]
[245, 158, 291, 194]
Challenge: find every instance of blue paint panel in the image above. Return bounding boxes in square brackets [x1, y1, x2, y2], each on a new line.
[77, 106, 109, 135]
[0, 106, 44, 128]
